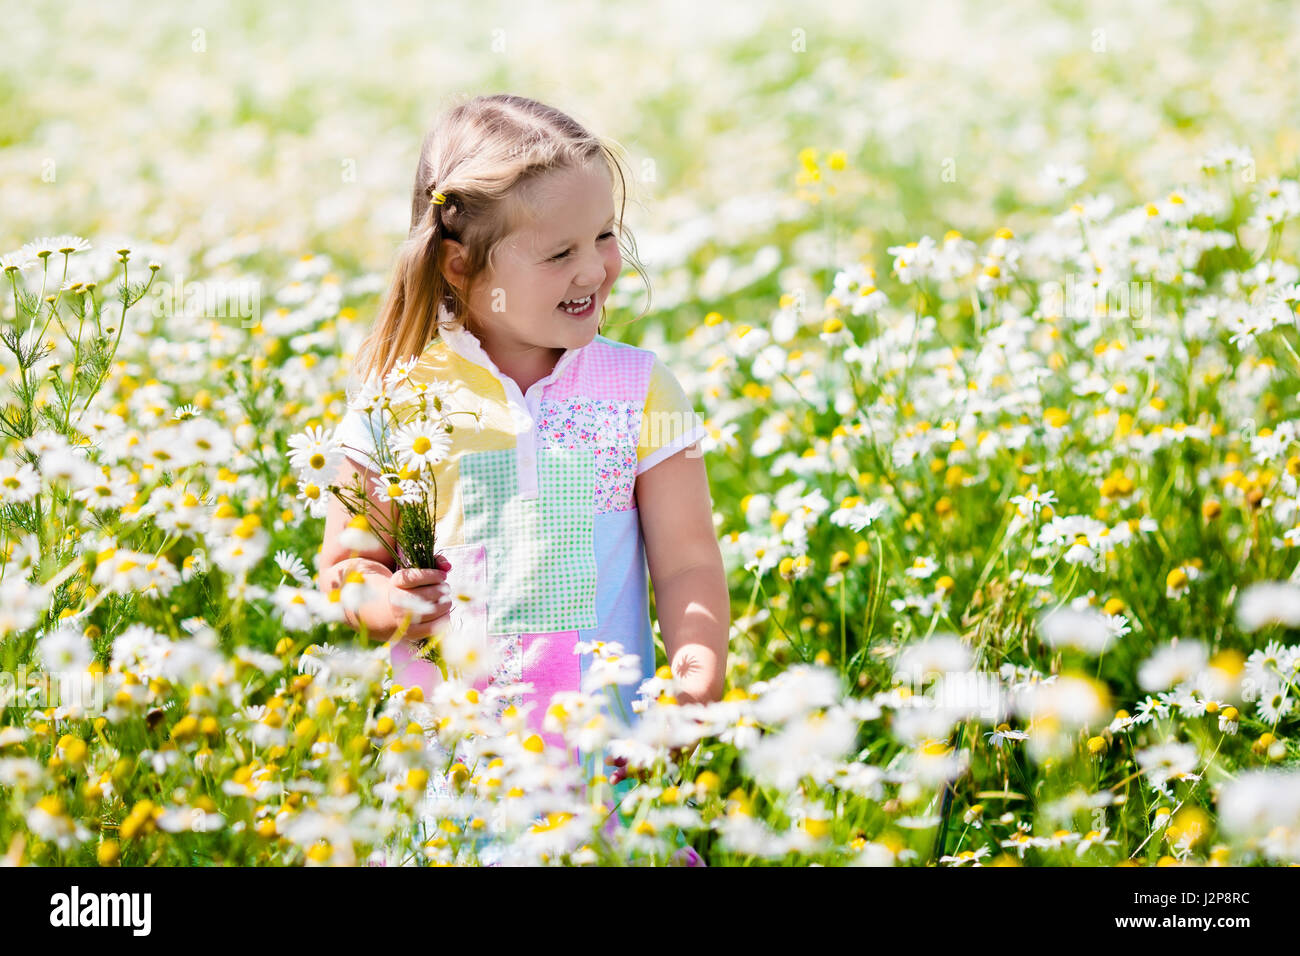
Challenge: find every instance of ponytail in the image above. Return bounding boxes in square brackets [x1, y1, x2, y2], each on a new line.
[352, 183, 458, 393]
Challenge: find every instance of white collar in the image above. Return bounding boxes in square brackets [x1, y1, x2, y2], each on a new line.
[434, 302, 591, 395]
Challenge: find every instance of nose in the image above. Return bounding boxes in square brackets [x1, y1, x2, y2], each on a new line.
[574, 247, 609, 291]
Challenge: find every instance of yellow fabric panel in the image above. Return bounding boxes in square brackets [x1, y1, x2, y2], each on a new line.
[387, 342, 518, 550]
[399, 344, 515, 454]
[636, 355, 702, 463]
[425, 456, 464, 547]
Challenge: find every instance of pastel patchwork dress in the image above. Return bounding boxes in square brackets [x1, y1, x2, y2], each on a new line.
[336, 312, 708, 860]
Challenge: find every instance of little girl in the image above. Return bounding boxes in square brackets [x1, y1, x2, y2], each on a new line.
[317, 94, 730, 862]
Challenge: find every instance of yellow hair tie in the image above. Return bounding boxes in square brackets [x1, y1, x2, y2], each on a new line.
[430, 191, 447, 205]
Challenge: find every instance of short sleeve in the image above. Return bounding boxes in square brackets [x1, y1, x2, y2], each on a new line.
[333, 404, 387, 471]
[636, 355, 708, 475]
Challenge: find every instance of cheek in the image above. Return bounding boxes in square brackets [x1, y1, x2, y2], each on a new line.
[602, 246, 623, 284]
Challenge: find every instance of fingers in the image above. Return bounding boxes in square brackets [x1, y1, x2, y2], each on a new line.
[400, 609, 452, 643]
[603, 754, 659, 786]
[390, 571, 451, 609]
[605, 755, 627, 785]
[389, 587, 447, 616]
[389, 584, 452, 632]
[407, 582, 451, 603]
[391, 567, 447, 589]
[400, 599, 452, 628]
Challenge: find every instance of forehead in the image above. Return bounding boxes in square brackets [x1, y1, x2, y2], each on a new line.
[510, 163, 615, 242]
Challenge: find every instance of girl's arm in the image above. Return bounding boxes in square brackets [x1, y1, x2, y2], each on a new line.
[635, 441, 730, 705]
[317, 458, 451, 644]
[318, 457, 401, 639]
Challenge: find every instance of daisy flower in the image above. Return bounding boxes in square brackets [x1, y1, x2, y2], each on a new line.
[1075, 827, 1119, 856]
[985, 723, 1029, 747]
[439, 612, 499, 683]
[1128, 694, 1172, 727]
[0, 461, 41, 505]
[1135, 741, 1201, 795]
[904, 556, 938, 579]
[1236, 581, 1300, 632]
[715, 714, 762, 751]
[371, 472, 424, 506]
[1218, 706, 1240, 735]
[296, 479, 328, 518]
[289, 428, 344, 488]
[37, 626, 94, 675]
[1244, 640, 1295, 696]
[581, 652, 643, 691]
[1255, 686, 1294, 725]
[72, 469, 136, 511]
[828, 495, 888, 532]
[893, 634, 973, 685]
[818, 317, 854, 348]
[209, 533, 269, 577]
[1199, 144, 1253, 175]
[338, 515, 383, 553]
[270, 585, 325, 632]
[1038, 162, 1086, 193]
[1037, 605, 1117, 655]
[1009, 484, 1057, 518]
[934, 231, 977, 281]
[830, 262, 888, 315]
[37, 446, 97, 488]
[391, 420, 451, 471]
[22, 235, 91, 258]
[887, 236, 937, 284]
[383, 355, 422, 388]
[1138, 640, 1208, 691]
[0, 248, 38, 273]
[146, 484, 208, 535]
[176, 417, 235, 468]
[273, 550, 313, 585]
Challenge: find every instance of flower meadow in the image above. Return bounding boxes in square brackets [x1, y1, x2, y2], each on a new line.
[5, 1, 1300, 868]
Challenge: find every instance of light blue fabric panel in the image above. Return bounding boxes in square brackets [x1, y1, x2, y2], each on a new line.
[576, 506, 656, 781]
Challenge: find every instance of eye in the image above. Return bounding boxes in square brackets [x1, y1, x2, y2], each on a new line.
[549, 231, 617, 261]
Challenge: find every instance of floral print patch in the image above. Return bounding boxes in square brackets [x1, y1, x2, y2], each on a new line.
[537, 398, 641, 513]
[485, 632, 523, 716]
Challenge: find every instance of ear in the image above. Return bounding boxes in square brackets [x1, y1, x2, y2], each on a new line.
[439, 237, 467, 294]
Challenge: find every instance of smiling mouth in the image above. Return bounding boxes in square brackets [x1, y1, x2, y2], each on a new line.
[557, 294, 596, 317]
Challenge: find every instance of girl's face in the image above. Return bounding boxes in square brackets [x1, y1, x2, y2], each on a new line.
[445, 161, 623, 362]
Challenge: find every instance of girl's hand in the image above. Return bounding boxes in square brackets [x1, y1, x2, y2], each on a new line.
[603, 705, 712, 784]
[387, 554, 453, 644]
[604, 744, 695, 785]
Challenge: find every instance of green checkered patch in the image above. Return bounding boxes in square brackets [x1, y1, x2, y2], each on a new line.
[460, 446, 598, 634]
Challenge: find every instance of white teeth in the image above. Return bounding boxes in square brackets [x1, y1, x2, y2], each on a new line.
[558, 294, 593, 313]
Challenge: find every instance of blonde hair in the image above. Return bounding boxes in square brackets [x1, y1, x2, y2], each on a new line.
[352, 93, 650, 390]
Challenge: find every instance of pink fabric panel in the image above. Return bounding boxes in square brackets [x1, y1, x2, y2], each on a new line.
[544, 340, 653, 403]
[389, 637, 494, 698]
[390, 637, 442, 699]
[520, 630, 581, 754]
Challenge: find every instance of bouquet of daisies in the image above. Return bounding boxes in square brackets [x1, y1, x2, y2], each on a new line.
[288, 357, 481, 669]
